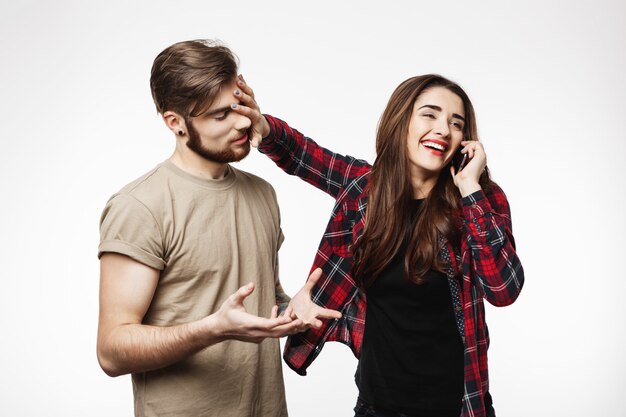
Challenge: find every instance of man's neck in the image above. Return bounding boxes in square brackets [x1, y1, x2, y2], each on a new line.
[169, 148, 229, 180]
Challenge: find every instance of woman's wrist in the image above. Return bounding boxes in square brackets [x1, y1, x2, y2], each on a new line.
[458, 181, 482, 198]
[261, 115, 270, 138]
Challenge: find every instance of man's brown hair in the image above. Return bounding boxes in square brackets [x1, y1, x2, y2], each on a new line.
[150, 40, 238, 119]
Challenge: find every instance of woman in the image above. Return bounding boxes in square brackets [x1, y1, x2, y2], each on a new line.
[232, 74, 524, 417]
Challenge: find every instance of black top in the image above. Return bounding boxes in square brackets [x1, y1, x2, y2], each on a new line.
[355, 199, 464, 417]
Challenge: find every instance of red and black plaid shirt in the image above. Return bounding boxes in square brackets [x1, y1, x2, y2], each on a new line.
[259, 115, 524, 417]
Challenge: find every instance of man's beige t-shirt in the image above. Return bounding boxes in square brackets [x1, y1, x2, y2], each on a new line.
[99, 160, 287, 417]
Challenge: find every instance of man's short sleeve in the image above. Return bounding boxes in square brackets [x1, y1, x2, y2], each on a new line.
[98, 194, 165, 270]
[266, 182, 285, 251]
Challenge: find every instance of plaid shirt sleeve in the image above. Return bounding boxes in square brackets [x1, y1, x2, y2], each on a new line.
[461, 184, 524, 306]
[456, 184, 524, 416]
[258, 114, 371, 375]
[259, 115, 370, 198]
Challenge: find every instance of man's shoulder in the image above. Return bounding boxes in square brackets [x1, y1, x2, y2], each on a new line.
[116, 162, 170, 197]
[104, 162, 173, 215]
[231, 166, 274, 192]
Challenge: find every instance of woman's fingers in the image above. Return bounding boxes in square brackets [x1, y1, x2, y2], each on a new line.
[234, 88, 258, 111]
[237, 74, 255, 99]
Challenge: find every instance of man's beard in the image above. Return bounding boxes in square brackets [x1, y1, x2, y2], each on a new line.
[186, 123, 250, 163]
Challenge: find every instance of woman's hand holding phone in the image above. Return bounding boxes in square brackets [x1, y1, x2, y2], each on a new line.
[451, 140, 487, 197]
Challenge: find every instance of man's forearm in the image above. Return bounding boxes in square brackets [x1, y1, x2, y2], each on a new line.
[98, 281, 304, 377]
[98, 315, 221, 377]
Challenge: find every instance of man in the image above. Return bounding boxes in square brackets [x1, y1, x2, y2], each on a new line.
[97, 40, 337, 417]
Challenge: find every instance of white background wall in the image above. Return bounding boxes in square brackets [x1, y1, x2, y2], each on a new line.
[1, 0, 624, 415]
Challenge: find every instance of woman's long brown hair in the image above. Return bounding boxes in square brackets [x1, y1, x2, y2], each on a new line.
[352, 75, 491, 288]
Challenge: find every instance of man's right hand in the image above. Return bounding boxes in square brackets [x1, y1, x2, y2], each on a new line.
[211, 282, 305, 343]
[97, 253, 305, 377]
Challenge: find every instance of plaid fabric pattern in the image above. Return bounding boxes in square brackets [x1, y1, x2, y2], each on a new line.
[259, 115, 524, 417]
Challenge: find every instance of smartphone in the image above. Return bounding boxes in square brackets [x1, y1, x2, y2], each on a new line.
[452, 150, 469, 172]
